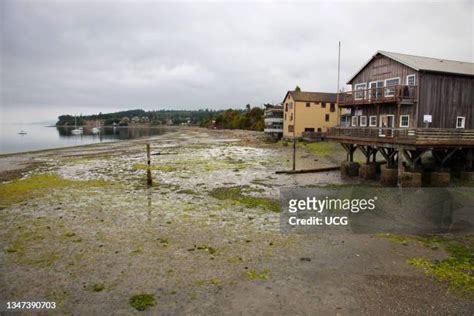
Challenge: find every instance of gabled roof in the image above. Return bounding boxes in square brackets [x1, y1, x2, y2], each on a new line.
[347, 51, 474, 84]
[284, 91, 337, 103]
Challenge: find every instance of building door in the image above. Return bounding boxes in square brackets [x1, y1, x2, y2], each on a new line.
[379, 114, 394, 137]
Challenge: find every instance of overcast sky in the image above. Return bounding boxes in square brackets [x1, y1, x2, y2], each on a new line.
[1, 1, 472, 123]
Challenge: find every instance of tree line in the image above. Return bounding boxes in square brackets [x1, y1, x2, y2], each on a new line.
[56, 106, 266, 131]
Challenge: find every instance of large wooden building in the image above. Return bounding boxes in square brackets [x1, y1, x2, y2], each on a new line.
[339, 51, 473, 130]
[326, 51, 474, 186]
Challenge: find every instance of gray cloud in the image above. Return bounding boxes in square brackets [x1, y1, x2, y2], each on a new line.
[1, 1, 472, 122]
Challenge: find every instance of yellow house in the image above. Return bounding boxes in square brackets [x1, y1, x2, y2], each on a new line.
[282, 90, 338, 138]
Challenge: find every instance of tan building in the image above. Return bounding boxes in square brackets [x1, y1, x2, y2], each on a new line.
[282, 90, 338, 138]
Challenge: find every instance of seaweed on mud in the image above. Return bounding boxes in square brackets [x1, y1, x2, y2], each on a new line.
[408, 242, 474, 295]
[92, 283, 105, 292]
[381, 234, 474, 295]
[132, 164, 177, 172]
[244, 269, 270, 281]
[188, 244, 217, 254]
[176, 189, 199, 195]
[209, 186, 280, 213]
[0, 174, 110, 207]
[298, 142, 335, 156]
[129, 294, 155, 311]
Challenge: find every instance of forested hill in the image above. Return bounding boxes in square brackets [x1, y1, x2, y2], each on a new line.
[56, 107, 266, 131]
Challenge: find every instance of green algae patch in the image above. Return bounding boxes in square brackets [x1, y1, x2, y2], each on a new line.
[376, 233, 410, 245]
[209, 186, 280, 213]
[176, 189, 199, 195]
[298, 142, 334, 156]
[132, 164, 177, 172]
[244, 269, 270, 281]
[407, 236, 474, 295]
[0, 174, 110, 207]
[92, 283, 105, 292]
[129, 294, 155, 311]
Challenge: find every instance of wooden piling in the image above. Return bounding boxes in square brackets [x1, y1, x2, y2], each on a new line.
[146, 144, 152, 186]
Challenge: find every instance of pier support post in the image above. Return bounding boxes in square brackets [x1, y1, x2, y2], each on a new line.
[430, 170, 451, 187]
[359, 163, 377, 180]
[397, 147, 403, 187]
[380, 165, 398, 186]
[340, 161, 360, 178]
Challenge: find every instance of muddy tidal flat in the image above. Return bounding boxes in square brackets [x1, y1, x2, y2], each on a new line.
[0, 127, 473, 314]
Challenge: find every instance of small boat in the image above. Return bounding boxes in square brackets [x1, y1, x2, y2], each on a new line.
[71, 116, 83, 134]
[92, 120, 101, 134]
[18, 130, 27, 135]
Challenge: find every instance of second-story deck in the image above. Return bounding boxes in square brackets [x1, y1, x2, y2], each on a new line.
[338, 85, 417, 107]
[326, 127, 474, 149]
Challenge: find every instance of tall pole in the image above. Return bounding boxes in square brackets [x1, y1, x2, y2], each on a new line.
[292, 102, 296, 171]
[336, 41, 341, 124]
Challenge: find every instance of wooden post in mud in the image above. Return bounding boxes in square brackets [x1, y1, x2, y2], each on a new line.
[146, 144, 152, 186]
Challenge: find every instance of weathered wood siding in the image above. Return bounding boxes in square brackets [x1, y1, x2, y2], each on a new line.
[418, 72, 473, 129]
[350, 55, 418, 88]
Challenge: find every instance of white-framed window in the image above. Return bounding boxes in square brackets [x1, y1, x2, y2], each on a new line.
[384, 77, 400, 97]
[351, 116, 358, 127]
[406, 74, 416, 86]
[400, 115, 410, 127]
[354, 83, 366, 100]
[456, 116, 465, 128]
[360, 116, 367, 127]
[369, 80, 384, 99]
[288, 102, 293, 110]
[369, 116, 377, 127]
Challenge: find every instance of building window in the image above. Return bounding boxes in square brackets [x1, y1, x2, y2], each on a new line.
[306, 102, 310, 107]
[304, 128, 315, 132]
[325, 114, 330, 122]
[330, 103, 335, 112]
[406, 74, 416, 86]
[288, 102, 293, 110]
[321, 102, 326, 108]
[290, 113, 293, 121]
[288, 125, 294, 132]
[456, 116, 465, 129]
[384, 78, 400, 97]
[284, 113, 287, 120]
[369, 116, 377, 127]
[351, 116, 358, 127]
[360, 116, 367, 127]
[400, 115, 410, 127]
[317, 128, 322, 132]
[285, 103, 288, 111]
[355, 83, 366, 100]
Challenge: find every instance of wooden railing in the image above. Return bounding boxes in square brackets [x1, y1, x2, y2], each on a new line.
[327, 127, 474, 146]
[339, 85, 417, 106]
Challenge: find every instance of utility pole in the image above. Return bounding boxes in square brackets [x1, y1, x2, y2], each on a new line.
[292, 102, 296, 171]
[336, 41, 341, 124]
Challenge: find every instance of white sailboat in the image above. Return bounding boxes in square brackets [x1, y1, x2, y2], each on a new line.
[92, 120, 101, 134]
[18, 122, 27, 135]
[71, 116, 83, 135]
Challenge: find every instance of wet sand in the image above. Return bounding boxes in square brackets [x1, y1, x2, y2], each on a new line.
[0, 127, 472, 314]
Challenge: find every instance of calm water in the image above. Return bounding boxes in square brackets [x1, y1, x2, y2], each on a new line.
[0, 124, 170, 154]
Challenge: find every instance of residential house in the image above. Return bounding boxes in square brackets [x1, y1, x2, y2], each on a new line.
[282, 91, 338, 138]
